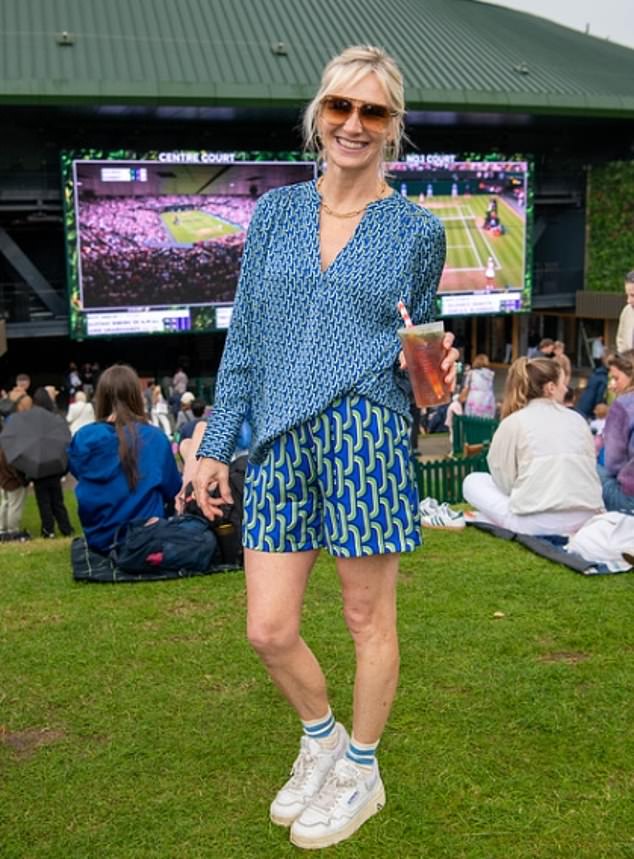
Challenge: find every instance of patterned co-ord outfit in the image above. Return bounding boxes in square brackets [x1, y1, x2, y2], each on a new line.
[198, 180, 446, 557]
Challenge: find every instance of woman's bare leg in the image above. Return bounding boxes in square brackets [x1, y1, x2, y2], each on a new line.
[245, 547, 330, 720]
[336, 553, 400, 743]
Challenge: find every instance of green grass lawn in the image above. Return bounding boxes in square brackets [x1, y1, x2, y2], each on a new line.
[160, 210, 242, 245]
[2, 493, 634, 858]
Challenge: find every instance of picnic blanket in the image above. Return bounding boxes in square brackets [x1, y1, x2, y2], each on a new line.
[468, 516, 633, 576]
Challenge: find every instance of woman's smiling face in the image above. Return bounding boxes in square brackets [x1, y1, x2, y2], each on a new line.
[317, 73, 394, 176]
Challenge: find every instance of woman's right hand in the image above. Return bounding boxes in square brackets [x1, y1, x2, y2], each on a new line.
[192, 457, 233, 521]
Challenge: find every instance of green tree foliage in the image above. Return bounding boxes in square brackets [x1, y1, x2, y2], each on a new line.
[586, 161, 634, 291]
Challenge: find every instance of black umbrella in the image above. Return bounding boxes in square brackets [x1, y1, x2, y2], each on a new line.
[0, 406, 71, 480]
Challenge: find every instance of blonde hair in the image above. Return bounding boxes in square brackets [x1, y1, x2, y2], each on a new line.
[472, 353, 490, 369]
[501, 357, 562, 418]
[303, 45, 405, 168]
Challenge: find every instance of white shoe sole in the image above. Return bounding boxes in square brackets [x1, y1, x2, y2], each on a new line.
[422, 523, 465, 531]
[270, 810, 298, 827]
[269, 726, 349, 827]
[289, 779, 386, 850]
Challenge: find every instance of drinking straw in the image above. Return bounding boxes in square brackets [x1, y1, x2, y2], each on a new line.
[397, 300, 413, 328]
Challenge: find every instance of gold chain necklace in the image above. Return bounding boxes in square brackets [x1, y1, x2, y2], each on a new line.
[317, 176, 387, 219]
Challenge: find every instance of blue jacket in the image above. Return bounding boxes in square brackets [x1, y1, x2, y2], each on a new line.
[69, 421, 181, 551]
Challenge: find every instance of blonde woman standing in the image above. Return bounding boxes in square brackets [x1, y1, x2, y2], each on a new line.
[463, 358, 603, 535]
[193, 46, 456, 848]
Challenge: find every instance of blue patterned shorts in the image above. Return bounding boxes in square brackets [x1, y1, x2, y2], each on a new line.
[243, 395, 422, 558]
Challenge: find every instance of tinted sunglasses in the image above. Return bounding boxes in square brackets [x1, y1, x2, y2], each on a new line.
[319, 95, 398, 132]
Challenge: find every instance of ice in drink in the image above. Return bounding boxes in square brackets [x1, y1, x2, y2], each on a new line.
[397, 321, 451, 408]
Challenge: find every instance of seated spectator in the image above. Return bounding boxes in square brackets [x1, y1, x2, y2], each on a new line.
[69, 364, 182, 551]
[67, 391, 96, 435]
[597, 350, 634, 514]
[178, 398, 207, 441]
[463, 357, 604, 535]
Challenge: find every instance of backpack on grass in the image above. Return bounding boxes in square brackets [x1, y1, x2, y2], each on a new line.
[71, 512, 244, 583]
[110, 514, 219, 574]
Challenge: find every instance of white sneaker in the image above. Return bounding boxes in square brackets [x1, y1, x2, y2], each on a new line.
[419, 496, 440, 517]
[270, 723, 349, 827]
[290, 758, 386, 850]
[420, 501, 465, 530]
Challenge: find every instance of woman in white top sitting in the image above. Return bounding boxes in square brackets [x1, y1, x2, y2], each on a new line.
[463, 357, 604, 535]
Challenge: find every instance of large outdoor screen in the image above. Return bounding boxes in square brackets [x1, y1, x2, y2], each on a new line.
[62, 151, 316, 340]
[387, 154, 533, 316]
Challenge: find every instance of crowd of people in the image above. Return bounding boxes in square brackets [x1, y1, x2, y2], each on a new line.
[0, 363, 212, 541]
[3, 338, 630, 548]
[78, 194, 257, 308]
[437, 334, 634, 528]
[1, 46, 633, 851]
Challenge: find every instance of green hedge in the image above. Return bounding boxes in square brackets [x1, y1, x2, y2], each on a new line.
[586, 160, 634, 292]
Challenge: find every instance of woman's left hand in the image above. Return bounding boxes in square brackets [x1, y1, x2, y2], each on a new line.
[441, 331, 459, 389]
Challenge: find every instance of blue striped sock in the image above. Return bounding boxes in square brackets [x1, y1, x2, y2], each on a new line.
[302, 709, 336, 742]
[346, 736, 379, 770]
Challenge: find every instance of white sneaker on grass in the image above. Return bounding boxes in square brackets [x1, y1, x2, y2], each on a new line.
[270, 722, 349, 827]
[419, 496, 440, 517]
[290, 757, 385, 849]
[419, 499, 465, 530]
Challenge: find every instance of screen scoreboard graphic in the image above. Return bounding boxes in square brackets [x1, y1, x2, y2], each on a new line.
[62, 150, 316, 340]
[62, 150, 531, 339]
[387, 154, 533, 317]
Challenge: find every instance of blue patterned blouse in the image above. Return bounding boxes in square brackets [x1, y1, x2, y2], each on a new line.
[198, 179, 446, 464]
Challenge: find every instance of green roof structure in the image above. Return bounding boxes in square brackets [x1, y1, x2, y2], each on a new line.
[0, 0, 633, 116]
